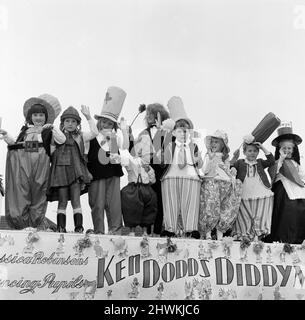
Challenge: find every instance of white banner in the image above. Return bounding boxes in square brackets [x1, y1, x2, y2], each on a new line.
[0, 230, 305, 300]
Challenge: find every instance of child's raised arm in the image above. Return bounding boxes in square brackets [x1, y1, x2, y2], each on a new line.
[254, 142, 275, 168]
[118, 117, 130, 150]
[81, 105, 99, 142]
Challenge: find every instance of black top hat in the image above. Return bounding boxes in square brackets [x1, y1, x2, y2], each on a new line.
[271, 123, 302, 147]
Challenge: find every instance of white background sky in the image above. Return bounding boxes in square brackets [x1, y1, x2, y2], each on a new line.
[0, 0, 305, 230]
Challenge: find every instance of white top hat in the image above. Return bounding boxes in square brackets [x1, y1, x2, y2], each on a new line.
[23, 93, 62, 124]
[167, 96, 193, 129]
[94, 86, 127, 123]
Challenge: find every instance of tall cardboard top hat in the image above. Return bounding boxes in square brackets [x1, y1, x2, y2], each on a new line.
[23, 93, 62, 124]
[167, 96, 194, 129]
[251, 112, 281, 144]
[271, 121, 302, 147]
[60, 106, 81, 123]
[94, 86, 127, 123]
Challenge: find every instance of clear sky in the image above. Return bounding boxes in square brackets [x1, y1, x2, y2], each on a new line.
[1, 0, 305, 230]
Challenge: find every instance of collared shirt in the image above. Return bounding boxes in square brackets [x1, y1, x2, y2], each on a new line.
[165, 140, 198, 177]
[120, 149, 155, 184]
[244, 159, 258, 177]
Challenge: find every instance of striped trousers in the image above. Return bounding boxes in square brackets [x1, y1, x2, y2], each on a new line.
[232, 195, 273, 240]
[161, 176, 201, 233]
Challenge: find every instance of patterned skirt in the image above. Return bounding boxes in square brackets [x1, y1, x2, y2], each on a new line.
[199, 178, 243, 234]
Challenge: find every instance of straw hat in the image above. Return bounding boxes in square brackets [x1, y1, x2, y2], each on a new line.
[205, 130, 230, 153]
[60, 106, 81, 123]
[23, 94, 61, 124]
[271, 121, 302, 147]
[167, 96, 193, 129]
[94, 86, 126, 123]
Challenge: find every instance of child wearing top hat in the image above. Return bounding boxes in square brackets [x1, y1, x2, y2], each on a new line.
[0, 94, 66, 229]
[87, 86, 129, 235]
[199, 130, 242, 240]
[266, 122, 305, 244]
[160, 96, 203, 238]
[47, 105, 98, 233]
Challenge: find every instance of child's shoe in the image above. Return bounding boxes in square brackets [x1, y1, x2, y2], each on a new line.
[135, 225, 143, 237]
[121, 226, 130, 236]
[74, 213, 84, 233]
[190, 231, 200, 239]
[56, 213, 66, 233]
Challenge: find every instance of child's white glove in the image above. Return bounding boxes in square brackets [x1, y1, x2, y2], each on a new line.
[161, 119, 176, 132]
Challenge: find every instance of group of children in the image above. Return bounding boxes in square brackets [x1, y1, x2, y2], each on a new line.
[1, 87, 305, 244]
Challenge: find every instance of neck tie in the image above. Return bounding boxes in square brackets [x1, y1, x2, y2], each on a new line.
[178, 144, 187, 169]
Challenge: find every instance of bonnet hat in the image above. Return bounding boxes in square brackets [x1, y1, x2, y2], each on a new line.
[167, 96, 194, 129]
[94, 86, 126, 123]
[205, 130, 230, 153]
[271, 121, 302, 147]
[23, 94, 62, 124]
[60, 106, 81, 123]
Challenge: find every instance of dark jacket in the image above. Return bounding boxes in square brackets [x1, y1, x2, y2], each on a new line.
[231, 153, 275, 188]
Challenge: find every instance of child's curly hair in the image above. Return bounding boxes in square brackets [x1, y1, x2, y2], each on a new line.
[146, 103, 170, 123]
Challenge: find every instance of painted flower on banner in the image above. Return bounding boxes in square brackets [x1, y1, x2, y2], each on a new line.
[73, 234, 92, 256]
[93, 238, 108, 258]
[266, 246, 273, 264]
[111, 237, 128, 258]
[83, 280, 97, 300]
[128, 277, 140, 299]
[23, 231, 40, 254]
[140, 236, 151, 258]
[221, 237, 234, 259]
[253, 241, 264, 263]
[156, 282, 164, 300]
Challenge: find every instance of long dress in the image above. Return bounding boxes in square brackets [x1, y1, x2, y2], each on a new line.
[267, 160, 305, 244]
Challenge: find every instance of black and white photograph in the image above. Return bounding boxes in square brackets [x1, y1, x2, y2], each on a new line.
[0, 0, 305, 304]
